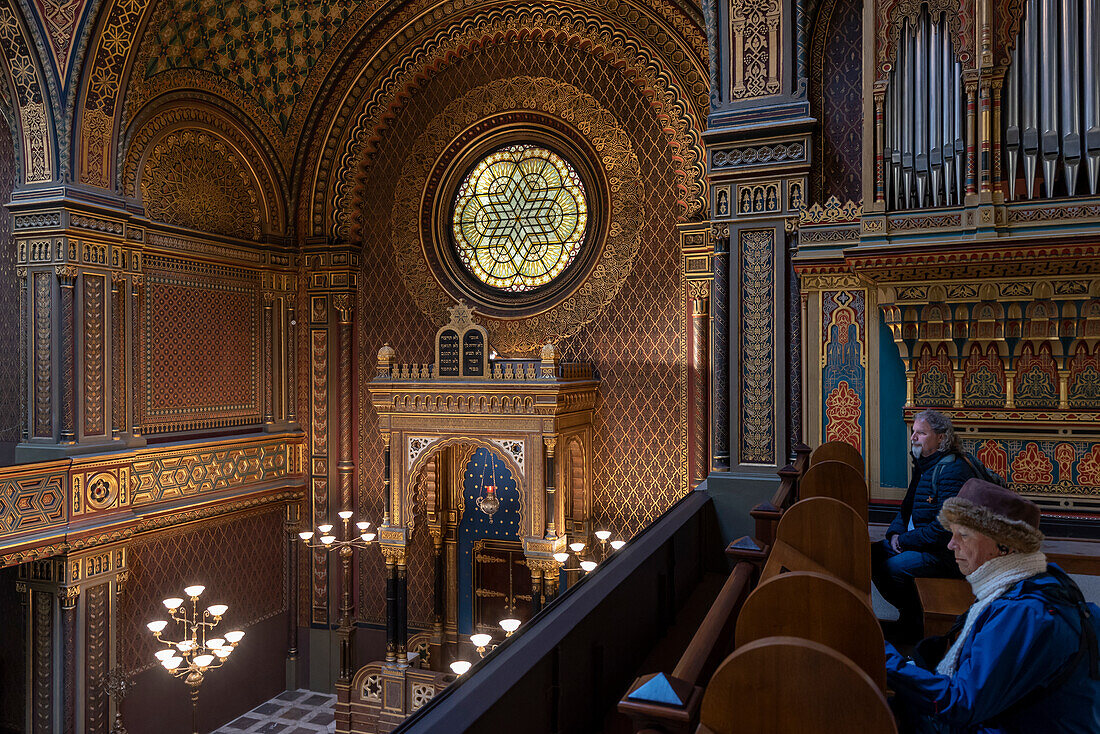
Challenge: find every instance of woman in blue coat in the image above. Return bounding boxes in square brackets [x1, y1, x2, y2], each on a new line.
[885, 479, 1100, 733]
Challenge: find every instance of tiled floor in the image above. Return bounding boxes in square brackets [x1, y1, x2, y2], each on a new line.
[212, 689, 336, 734]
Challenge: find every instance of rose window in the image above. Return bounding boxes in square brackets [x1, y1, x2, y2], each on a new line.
[451, 144, 588, 293]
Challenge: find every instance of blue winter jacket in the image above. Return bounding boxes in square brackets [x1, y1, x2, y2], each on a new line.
[885, 569, 1100, 733]
[887, 451, 973, 555]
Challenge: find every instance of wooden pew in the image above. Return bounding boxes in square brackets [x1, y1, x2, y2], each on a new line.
[799, 459, 869, 524]
[754, 496, 871, 596]
[735, 571, 886, 691]
[809, 439, 866, 476]
[620, 456, 876, 734]
[915, 577, 974, 637]
[697, 637, 897, 734]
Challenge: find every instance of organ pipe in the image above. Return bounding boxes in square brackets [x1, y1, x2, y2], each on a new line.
[885, 8, 964, 210]
[1004, 0, 1100, 199]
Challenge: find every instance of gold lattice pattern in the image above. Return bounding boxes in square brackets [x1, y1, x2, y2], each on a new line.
[119, 508, 286, 674]
[353, 44, 686, 620]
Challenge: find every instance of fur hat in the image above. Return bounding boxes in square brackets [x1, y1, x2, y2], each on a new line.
[939, 479, 1043, 553]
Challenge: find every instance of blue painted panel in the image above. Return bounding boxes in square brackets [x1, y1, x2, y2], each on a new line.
[878, 319, 908, 489]
[456, 448, 520, 635]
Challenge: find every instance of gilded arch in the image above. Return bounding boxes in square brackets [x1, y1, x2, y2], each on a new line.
[309, 3, 708, 240]
[122, 102, 287, 239]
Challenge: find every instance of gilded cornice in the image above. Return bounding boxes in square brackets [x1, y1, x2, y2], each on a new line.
[0, 434, 306, 569]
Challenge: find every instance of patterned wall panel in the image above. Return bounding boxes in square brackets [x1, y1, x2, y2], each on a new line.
[1068, 343, 1100, 409]
[355, 44, 686, 622]
[962, 343, 1005, 407]
[84, 582, 109, 734]
[83, 274, 106, 436]
[740, 229, 775, 464]
[129, 439, 294, 505]
[821, 290, 866, 452]
[141, 255, 261, 434]
[0, 471, 66, 533]
[964, 437, 1100, 500]
[0, 117, 18, 443]
[913, 343, 955, 406]
[1014, 342, 1058, 408]
[118, 506, 287, 674]
[810, 0, 863, 206]
[729, 0, 782, 99]
[32, 0, 90, 80]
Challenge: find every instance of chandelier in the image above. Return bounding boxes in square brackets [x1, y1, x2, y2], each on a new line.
[146, 585, 244, 734]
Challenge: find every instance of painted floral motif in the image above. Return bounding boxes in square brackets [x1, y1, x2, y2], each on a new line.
[1014, 342, 1058, 408]
[1076, 445, 1100, 487]
[975, 440, 1009, 480]
[824, 380, 862, 452]
[1010, 442, 1054, 485]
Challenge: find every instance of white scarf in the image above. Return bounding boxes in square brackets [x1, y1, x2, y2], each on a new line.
[936, 551, 1048, 677]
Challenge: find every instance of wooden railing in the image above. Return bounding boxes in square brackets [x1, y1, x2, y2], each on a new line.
[749, 443, 810, 547]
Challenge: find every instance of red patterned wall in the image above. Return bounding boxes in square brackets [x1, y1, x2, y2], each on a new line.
[118, 506, 287, 674]
[354, 44, 686, 623]
[141, 256, 262, 434]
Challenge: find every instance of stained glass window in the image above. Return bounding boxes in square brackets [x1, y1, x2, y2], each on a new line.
[452, 144, 588, 293]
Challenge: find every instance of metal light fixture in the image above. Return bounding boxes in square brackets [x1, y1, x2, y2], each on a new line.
[556, 530, 624, 577]
[147, 585, 244, 734]
[476, 458, 501, 520]
[299, 510, 380, 680]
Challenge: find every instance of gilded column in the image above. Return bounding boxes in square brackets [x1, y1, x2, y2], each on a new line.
[397, 555, 408, 662]
[691, 283, 709, 483]
[543, 436, 557, 538]
[712, 226, 730, 470]
[17, 268, 27, 440]
[60, 586, 79, 734]
[111, 274, 125, 439]
[432, 537, 445, 638]
[130, 276, 143, 437]
[530, 565, 543, 615]
[383, 433, 392, 522]
[57, 266, 77, 443]
[286, 305, 297, 424]
[334, 294, 354, 513]
[285, 503, 300, 673]
[263, 293, 274, 425]
[384, 550, 398, 664]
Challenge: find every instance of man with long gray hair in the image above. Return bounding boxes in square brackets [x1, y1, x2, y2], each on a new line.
[874, 409, 976, 643]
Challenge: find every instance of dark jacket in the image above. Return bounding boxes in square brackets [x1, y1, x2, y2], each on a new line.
[885, 568, 1100, 733]
[887, 450, 973, 554]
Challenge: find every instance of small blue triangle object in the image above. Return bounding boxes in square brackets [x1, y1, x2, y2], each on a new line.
[627, 673, 682, 705]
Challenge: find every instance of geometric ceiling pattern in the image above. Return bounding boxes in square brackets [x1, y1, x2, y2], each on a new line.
[143, 0, 365, 130]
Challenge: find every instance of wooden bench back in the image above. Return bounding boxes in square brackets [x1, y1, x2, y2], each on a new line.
[734, 571, 886, 691]
[697, 637, 897, 734]
[799, 460, 868, 523]
[761, 497, 871, 595]
[809, 440, 866, 476]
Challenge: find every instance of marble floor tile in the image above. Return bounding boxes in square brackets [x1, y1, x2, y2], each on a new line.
[211, 690, 336, 734]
